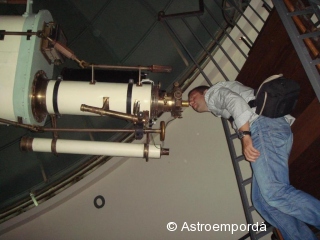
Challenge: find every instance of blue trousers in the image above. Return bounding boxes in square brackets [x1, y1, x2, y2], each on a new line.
[250, 116, 320, 240]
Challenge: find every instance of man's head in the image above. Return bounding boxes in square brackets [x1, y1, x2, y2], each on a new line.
[188, 85, 210, 112]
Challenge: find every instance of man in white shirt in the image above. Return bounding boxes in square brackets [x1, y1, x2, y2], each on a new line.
[188, 80, 320, 239]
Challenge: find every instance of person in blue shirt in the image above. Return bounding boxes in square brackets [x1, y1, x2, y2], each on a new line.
[188, 80, 320, 240]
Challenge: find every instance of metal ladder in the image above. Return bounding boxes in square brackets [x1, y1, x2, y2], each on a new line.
[221, 119, 273, 240]
[273, 0, 320, 101]
[159, 1, 274, 239]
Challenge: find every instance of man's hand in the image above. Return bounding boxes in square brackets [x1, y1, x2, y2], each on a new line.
[241, 135, 260, 162]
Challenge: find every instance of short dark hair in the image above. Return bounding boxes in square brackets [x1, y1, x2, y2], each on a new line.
[188, 85, 210, 98]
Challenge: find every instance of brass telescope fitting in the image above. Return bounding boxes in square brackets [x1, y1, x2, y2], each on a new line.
[20, 136, 33, 152]
[181, 101, 189, 108]
[80, 104, 148, 124]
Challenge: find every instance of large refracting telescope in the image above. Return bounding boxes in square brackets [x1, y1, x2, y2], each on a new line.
[0, 7, 189, 161]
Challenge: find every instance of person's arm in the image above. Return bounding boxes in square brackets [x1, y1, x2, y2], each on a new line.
[239, 122, 260, 162]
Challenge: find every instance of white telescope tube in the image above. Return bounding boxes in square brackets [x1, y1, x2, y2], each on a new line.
[21, 137, 167, 159]
[45, 81, 152, 116]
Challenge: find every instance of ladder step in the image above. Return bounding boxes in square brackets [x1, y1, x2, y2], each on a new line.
[311, 58, 320, 65]
[235, 155, 245, 162]
[242, 177, 252, 186]
[248, 205, 255, 212]
[287, 8, 314, 16]
[300, 30, 320, 39]
[230, 132, 238, 140]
